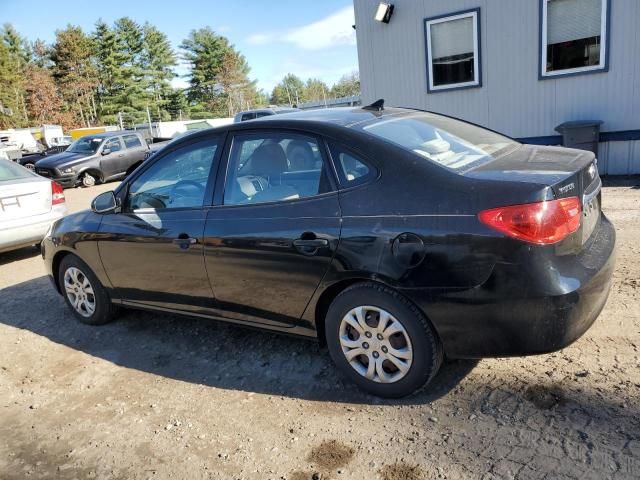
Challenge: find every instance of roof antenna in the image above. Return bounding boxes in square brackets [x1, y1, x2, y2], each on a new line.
[363, 99, 384, 112]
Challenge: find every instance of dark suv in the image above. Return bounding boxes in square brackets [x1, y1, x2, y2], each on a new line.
[34, 132, 149, 188]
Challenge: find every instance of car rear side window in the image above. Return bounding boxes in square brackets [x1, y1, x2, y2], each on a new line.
[126, 139, 219, 211]
[123, 135, 142, 149]
[241, 113, 256, 121]
[328, 144, 375, 187]
[224, 133, 333, 206]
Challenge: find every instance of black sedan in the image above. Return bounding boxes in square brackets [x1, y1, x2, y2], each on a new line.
[41, 105, 615, 398]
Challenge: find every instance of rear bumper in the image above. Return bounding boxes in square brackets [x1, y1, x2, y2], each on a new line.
[406, 214, 616, 359]
[0, 206, 67, 253]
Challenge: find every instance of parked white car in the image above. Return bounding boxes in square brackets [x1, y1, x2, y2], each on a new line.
[0, 160, 67, 253]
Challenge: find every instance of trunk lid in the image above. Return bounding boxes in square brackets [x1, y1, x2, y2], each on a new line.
[466, 145, 601, 245]
[0, 177, 52, 222]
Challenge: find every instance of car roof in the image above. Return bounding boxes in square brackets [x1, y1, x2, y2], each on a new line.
[253, 106, 414, 128]
[170, 106, 420, 147]
[78, 131, 134, 139]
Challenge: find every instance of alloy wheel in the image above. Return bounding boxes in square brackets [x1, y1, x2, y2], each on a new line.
[82, 173, 96, 187]
[339, 306, 413, 383]
[63, 267, 96, 318]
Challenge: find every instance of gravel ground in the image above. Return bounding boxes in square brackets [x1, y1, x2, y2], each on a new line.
[0, 179, 638, 480]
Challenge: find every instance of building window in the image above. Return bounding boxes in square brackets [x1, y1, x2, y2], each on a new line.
[541, 0, 610, 78]
[424, 8, 481, 92]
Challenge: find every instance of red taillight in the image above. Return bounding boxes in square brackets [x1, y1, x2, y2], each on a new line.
[51, 181, 65, 205]
[479, 197, 582, 245]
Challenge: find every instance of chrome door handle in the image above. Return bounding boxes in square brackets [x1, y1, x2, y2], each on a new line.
[293, 237, 328, 256]
[293, 239, 328, 248]
[173, 236, 197, 249]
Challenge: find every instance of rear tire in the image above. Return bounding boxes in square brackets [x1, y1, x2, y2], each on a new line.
[58, 255, 115, 325]
[325, 283, 442, 398]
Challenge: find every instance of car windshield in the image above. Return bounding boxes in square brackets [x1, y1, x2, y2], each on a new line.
[67, 136, 103, 154]
[361, 112, 520, 171]
[0, 160, 31, 182]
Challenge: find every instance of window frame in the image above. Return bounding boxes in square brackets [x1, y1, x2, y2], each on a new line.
[424, 7, 482, 93]
[118, 133, 224, 213]
[539, 0, 611, 79]
[215, 129, 339, 208]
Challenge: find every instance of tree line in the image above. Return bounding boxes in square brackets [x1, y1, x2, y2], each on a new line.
[0, 21, 360, 131]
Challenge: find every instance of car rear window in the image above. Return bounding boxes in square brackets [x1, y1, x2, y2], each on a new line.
[361, 112, 520, 171]
[0, 160, 32, 182]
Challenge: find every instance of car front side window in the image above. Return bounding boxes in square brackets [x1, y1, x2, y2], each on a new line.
[104, 138, 122, 153]
[126, 139, 218, 211]
[223, 133, 333, 206]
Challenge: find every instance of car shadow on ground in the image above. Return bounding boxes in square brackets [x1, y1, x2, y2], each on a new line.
[0, 246, 41, 266]
[1, 276, 478, 405]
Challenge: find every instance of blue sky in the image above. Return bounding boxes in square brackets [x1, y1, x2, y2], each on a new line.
[1, 0, 358, 92]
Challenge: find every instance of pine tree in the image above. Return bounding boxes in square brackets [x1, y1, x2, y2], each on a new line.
[0, 24, 29, 127]
[93, 20, 127, 123]
[141, 23, 176, 120]
[111, 17, 149, 124]
[51, 25, 98, 127]
[181, 27, 257, 117]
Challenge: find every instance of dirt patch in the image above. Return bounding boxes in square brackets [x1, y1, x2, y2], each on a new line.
[379, 463, 424, 480]
[308, 440, 354, 470]
[288, 472, 311, 480]
[524, 385, 564, 409]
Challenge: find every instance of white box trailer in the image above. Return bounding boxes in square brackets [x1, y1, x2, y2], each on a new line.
[0, 129, 39, 154]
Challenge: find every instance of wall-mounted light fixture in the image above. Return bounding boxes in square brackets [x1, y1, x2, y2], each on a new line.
[375, 2, 394, 24]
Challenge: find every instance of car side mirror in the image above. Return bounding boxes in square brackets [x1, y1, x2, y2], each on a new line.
[101, 148, 111, 156]
[91, 191, 119, 214]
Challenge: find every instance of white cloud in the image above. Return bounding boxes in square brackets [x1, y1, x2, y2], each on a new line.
[246, 6, 355, 50]
[246, 33, 274, 45]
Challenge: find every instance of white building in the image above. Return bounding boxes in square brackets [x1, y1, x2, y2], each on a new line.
[354, 0, 640, 174]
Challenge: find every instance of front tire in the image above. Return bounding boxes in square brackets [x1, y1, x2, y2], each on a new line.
[58, 255, 115, 325]
[81, 172, 97, 187]
[325, 283, 442, 398]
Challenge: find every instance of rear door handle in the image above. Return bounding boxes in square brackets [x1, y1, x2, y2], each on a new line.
[173, 235, 197, 249]
[293, 236, 329, 256]
[293, 239, 328, 248]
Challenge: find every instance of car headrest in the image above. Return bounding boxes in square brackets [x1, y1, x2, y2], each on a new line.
[286, 140, 315, 170]
[251, 144, 288, 176]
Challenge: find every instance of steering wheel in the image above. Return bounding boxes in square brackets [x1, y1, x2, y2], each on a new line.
[170, 180, 205, 200]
